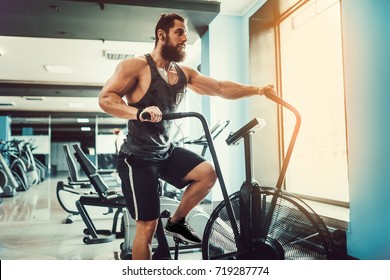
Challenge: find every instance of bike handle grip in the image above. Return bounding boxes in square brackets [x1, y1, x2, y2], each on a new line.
[141, 111, 185, 121]
[264, 91, 283, 104]
[140, 111, 151, 120]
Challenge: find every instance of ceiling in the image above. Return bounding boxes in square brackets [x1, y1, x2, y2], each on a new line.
[0, 0, 260, 118]
[0, 0, 220, 42]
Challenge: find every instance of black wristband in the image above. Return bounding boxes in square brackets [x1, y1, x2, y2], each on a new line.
[136, 108, 144, 122]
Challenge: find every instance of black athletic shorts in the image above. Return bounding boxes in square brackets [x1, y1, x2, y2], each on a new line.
[116, 144, 205, 221]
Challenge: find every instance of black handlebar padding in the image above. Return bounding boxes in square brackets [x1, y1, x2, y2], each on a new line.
[140, 112, 185, 121]
[141, 111, 151, 120]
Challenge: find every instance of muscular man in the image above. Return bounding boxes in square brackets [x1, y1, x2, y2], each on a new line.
[99, 13, 276, 260]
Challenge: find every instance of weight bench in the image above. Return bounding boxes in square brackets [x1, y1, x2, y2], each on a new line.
[63, 144, 91, 187]
[72, 144, 126, 244]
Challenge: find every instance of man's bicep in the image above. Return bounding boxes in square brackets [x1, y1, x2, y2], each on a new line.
[102, 60, 139, 97]
[187, 71, 221, 96]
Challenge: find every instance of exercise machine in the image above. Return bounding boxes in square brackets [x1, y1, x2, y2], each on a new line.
[0, 141, 20, 197]
[201, 92, 334, 259]
[0, 153, 19, 198]
[131, 91, 335, 260]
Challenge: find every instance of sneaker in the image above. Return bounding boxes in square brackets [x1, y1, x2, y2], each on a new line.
[165, 217, 202, 245]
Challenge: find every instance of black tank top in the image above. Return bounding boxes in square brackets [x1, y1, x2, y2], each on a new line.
[121, 54, 187, 158]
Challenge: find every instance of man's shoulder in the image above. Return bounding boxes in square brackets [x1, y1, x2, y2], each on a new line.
[176, 64, 198, 80]
[122, 55, 147, 66]
[117, 55, 148, 73]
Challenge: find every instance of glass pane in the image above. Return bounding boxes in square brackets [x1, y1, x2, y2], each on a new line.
[280, 0, 349, 202]
[10, 116, 51, 169]
[96, 116, 127, 170]
[50, 116, 96, 174]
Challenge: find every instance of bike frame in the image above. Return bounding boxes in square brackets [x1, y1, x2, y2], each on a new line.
[160, 92, 301, 253]
[260, 93, 301, 239]
[162, 111, 243, 249]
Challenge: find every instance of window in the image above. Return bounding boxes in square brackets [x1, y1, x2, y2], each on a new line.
[279, 0, 349, 203]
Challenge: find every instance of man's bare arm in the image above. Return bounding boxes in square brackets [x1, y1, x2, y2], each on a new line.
[183, 66, 275, 99]
[98, 58, 144, 120]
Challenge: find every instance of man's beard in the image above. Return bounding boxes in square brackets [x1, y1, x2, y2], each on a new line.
[161, 41, 186, 62]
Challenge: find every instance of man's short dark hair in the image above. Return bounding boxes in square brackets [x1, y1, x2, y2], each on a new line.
[154, 13, 185, 46]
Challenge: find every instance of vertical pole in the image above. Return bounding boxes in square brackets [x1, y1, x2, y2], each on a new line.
[243, 133, 254, 184]
[0, 116, 11, 143]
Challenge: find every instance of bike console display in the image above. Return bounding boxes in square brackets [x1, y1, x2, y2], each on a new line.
[225, 118, 266, 146]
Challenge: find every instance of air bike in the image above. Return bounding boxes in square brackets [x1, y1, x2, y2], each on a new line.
[121, 92, 335, 260]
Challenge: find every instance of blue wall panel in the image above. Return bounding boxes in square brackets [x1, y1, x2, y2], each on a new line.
[342, 0, 390, 259]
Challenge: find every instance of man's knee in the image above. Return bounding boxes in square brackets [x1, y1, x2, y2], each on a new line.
[136, 219, 159, 237]
[199, 161, 217, 188]
[185, 161, 217, 189]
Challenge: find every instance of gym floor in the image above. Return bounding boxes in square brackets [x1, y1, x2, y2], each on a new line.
[0, 173, 202, 260]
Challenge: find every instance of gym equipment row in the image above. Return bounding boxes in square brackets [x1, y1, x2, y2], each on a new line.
[0, 139, 48, 201]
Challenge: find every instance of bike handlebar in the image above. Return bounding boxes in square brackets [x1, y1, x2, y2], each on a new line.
[264, 91, 301, 191]
[141, 111, 197, 121]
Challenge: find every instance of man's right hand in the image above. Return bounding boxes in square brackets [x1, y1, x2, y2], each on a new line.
[139, 106, 162, 122]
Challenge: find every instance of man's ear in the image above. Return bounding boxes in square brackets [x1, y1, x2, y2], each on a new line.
[158, 29, 165, 41]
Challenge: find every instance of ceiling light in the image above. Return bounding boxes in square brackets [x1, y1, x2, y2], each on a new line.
[0, 102, 15, 106]
[23, 96, 46, 101]
[103, 50, 134, 60]
[77, 118, 90, 123]
[81, 127, 91, 132]
[68, 102, 85, 108]
[44, 65, 73, 74]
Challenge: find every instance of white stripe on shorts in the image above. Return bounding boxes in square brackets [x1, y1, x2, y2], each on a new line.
[124, 157, 138, 220]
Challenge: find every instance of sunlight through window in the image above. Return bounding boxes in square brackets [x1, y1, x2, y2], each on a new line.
[280, 0, 349, 202]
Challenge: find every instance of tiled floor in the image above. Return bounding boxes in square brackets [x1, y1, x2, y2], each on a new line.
[0, 173, 202, 260]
